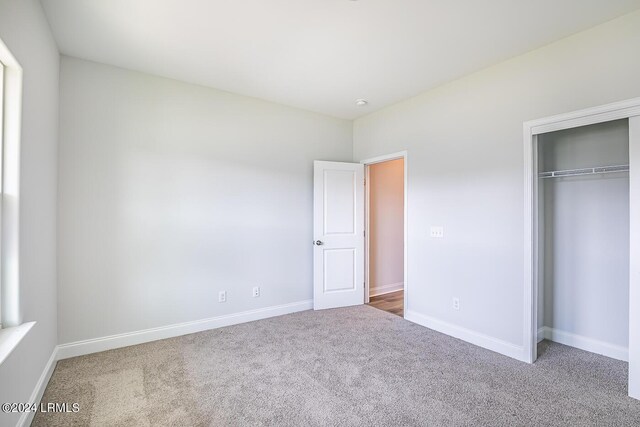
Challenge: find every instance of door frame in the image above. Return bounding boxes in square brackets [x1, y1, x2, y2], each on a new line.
[360, 151, 408, 316]
[522, 97, 640, 399]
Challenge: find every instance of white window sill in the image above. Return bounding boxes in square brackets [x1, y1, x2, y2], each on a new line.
[0, 322, 35, 365]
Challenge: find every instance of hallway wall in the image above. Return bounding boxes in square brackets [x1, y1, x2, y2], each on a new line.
[369, 159, 404, 296]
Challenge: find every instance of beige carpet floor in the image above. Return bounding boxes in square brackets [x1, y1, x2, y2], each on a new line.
[33, 305, 640, 426]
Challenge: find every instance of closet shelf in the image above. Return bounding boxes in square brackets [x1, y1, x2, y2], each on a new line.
[539, 164, 629, 179]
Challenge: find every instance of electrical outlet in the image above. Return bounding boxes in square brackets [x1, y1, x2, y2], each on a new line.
[218, 291, 227, 303]
[252, 286, 260, 297]
[452, 297, 460, 311]
[430, 226, 444, 238]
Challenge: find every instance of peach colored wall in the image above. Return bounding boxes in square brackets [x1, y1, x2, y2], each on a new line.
[369, 158, 404, 296]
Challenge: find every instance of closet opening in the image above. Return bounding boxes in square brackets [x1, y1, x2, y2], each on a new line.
[537, 119, 629, 362]
[363, 153, 406, 317]
[524, 98, 640, 399]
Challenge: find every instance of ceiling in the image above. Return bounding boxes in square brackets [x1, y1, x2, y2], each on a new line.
[40, 0, 640, 119]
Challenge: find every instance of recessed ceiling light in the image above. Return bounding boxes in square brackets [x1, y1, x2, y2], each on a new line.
[355, 99, 368, 107]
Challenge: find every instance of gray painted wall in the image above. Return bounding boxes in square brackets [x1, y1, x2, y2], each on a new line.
[539, 120, 629, 348]
[353, 10, 640, 347]
[57, 57, 353, 344]
[0, 0, 59, 426]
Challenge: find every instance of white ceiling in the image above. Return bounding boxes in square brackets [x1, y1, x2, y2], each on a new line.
[40, 0, 640, 119]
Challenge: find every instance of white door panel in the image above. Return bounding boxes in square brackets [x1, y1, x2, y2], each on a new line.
[313, 161, 364, 310]
[324, 170, 356, 234]
[324, 248, 356, 292]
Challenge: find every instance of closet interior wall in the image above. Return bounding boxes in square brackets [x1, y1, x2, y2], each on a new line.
[537, 119, 630, 357]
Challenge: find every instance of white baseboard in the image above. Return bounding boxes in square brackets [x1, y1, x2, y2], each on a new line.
[537, 326, 628, 361]
[57, 299, 312, 360]
[370, 282, 404, 297]
[18, 346, 58, 427]
[405, 310, 524, 361]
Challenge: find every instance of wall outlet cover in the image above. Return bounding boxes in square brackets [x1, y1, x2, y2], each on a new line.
[430, 226, 444, 238]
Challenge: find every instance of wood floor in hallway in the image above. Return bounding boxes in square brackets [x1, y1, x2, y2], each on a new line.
[368, 290, 403, 317]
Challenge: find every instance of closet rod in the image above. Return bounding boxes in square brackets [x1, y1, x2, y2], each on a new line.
[538, 164, 629, 179]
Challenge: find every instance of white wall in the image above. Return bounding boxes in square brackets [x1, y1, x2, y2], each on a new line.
[57, 57, 352, 344]
[539, 120, 629, 349]
[369, 159, 404, 296]
[0, 0, 59, 426]
[353, 10, 640, 352]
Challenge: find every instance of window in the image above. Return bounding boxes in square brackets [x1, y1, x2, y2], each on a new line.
[0, 59, 4, 328]
[0, 37, 22, 332]
[0, 37, 31, 365]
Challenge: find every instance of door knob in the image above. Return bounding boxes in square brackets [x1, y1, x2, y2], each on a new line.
[314, 240, 324, 246]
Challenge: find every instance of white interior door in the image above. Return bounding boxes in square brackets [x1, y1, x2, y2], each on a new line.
[313, 161, 364, 310]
